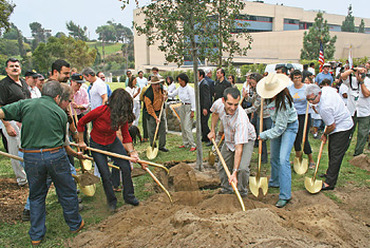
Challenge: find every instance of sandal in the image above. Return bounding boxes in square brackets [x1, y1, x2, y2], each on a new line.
[113, 187, 122, 192]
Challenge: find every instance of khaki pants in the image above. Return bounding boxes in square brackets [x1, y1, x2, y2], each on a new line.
[218, 142, 253, 195]
[178, 104, 195, 148]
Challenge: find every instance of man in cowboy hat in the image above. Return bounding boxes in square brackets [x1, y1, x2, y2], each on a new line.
[143, 76, 169, 152]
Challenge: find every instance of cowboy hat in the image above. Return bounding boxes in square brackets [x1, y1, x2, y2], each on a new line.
[150, 75, 164, 84]
[256, 73, 290, 99]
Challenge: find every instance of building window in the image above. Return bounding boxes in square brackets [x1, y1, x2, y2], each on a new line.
[284, 19, 299, 30]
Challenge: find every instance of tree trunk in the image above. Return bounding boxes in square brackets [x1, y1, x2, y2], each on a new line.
[190, 14, 203, 171]
[102, 40, 106, 64]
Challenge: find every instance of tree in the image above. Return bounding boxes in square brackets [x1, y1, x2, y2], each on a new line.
[300, 12, 337, 61]
[358, 19, 365, 33]
[96, 23, 116, 62]
[66, 21, 88, 41]
[128, 0, 252, 169]
[0, 0, 15, 35]
[32, 36, 97, 73]
[55, 31, 66, 38]
[341, 4, 355, 32]
[29, 22, 47, 50]
[2, 23, 18, 39]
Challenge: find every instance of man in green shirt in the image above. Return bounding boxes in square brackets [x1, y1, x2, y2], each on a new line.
[0, 81, 84, 246]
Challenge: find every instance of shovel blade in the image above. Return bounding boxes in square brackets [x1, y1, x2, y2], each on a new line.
[80, 184, 96, 197]
[146, 147, 159, 160]
[304, 176, 323, 194]
[79, 172, 100, 187]
[293, 157, 308, 175]
[249, 176, 269, 197]
[81, 159, 92, 171]
[208, 151, 215, 166]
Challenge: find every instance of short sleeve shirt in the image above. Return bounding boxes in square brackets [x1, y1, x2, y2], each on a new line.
[211, 98, 256, 151]
[288, 84, 308, 115]
[89, 77, 107, 110]
[0, 76, 31, 106]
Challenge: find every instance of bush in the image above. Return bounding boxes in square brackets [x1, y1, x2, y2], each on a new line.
[112, 76, 118, 82]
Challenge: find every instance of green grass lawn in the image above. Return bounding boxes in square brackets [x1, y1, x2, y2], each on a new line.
[87, 42, 123, 56]
[0, 82, 369, 246]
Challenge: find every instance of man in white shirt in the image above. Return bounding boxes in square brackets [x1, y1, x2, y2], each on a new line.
[82, 67, 108, 110]
[25, 70, 41, 99]
[308, 62, 316, 76]
[208, 87, 256, 197]
[136, 71, 148, 89]
[306, 84, 353, 190]
[341, 66, 370, 156]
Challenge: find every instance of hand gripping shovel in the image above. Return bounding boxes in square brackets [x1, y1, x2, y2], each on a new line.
[211, 139, 245, 211]
[293, 102, 309, 175]
[146, 100, 165, 160]
[73, 144, 172, 202]
[305, 127, 326, 194]
[208, 134, 224, 166]
[249, 98, 268, 197]
[0, 150, 98, 196]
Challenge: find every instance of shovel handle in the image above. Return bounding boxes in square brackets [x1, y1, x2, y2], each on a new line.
[0, 150, 23, 162]
[211, 139, 246, 212]
[71, 143, 169, 174]
[257, 98, 264, 178]
[313, 127, 327, 179]
[217, 134, 225, 148]
[300, 102, 310, 151]
[145, 167, 172, 203]
[152, 100, 165, 149]
[83, 156, 120, 170]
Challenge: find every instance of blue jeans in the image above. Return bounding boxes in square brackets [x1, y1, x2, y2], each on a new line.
[24, 148, 82, 241]
[20, 150, 77, 211]
[269, 120, 298, 200]
[90, 137, 135, 207]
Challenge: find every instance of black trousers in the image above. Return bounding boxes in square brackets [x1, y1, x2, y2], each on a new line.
[326, 129, 352, 187]
[142, 109, 149, 139]
[294, 114, 312, 154]
[201, 111, 210, 142]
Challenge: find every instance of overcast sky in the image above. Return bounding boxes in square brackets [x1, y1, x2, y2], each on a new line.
[9, 0, 370, 39]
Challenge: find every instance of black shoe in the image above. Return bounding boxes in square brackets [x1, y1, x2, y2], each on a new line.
[159, 147, 169, 152]
[275, 199, 290, 208]
[22, 209, 30, 221]
[321, 184, 334, 191]
[125, 197, 139, 206]
[319, 174, 327, 178]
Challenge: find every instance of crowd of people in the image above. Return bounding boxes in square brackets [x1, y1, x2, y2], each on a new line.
[0, 57, 369, 245]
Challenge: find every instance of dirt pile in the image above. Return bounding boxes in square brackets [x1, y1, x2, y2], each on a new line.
[72, 188, 369, 248]
[71, 163, 369, 247]
[349, 154, 370, 171]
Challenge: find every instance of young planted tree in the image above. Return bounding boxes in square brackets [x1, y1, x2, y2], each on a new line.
[341, 4, 355, 32]
[122, 0, 252, 169]
[300, 12, 337, 61]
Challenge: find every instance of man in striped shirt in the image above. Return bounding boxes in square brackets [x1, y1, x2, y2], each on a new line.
[208, 87, 256, 197]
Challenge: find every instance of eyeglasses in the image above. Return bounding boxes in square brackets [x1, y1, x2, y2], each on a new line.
[307, 95, 317, 102]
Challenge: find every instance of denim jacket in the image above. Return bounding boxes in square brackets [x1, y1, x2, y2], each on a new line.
[259, 98, 297, 140]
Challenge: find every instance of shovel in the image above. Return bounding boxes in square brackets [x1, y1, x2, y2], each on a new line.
[146, 100, 165, 160]
[305, 127, 326, 194]
[69, 104, 92, 171]
[0, 150, 98, 196]
[71, 143, 169, 174]
[293, 102, 310, 175]
[249, 98, 268, 197]
[72, 144, 172, 202]
[208, 134, 224, 166]
[211, 138, 245, 212]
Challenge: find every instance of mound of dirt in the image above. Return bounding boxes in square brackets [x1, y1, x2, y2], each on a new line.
[72, 189, 369, 248]
[349, 154, 370, 171]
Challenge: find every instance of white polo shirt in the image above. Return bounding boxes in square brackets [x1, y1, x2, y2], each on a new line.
[316, 86, 353, 134]
[356, 77, 370, 117]
[89, 77, 107, 110]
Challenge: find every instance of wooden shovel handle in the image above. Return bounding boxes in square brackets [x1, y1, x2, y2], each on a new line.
[313, 127, 327, 179]
[211, 139, 246, 212]
[300, 102, 310, 151]
[70, 143, 169, 174]
[145, 167, 172, 203]
[152, 100, 165, 149]
[257, 98, 264, 177]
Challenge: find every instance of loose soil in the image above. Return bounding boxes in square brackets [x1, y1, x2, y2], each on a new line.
[71, 163, 370, 248]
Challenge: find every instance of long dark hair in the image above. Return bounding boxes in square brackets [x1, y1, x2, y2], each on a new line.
[128, 75, 136, 88]
[274, 88, 293, 112]
[108, 88, 135, 130]
[166, 76, 174, 86]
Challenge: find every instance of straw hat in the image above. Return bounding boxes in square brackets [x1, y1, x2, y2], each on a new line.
[149, 75, 164, 84]
[256, 73, 290, 99]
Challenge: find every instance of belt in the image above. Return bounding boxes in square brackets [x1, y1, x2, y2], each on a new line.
[19, 146, 63, 153]
[182, 102, 191, 105]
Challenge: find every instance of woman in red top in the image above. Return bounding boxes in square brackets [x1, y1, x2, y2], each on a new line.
[77, 89, 145, 211]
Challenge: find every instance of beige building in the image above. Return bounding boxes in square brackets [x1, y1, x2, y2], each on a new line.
[133, 1, 370, 72]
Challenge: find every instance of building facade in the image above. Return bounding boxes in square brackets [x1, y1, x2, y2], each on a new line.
[134, 1, 370, 72]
